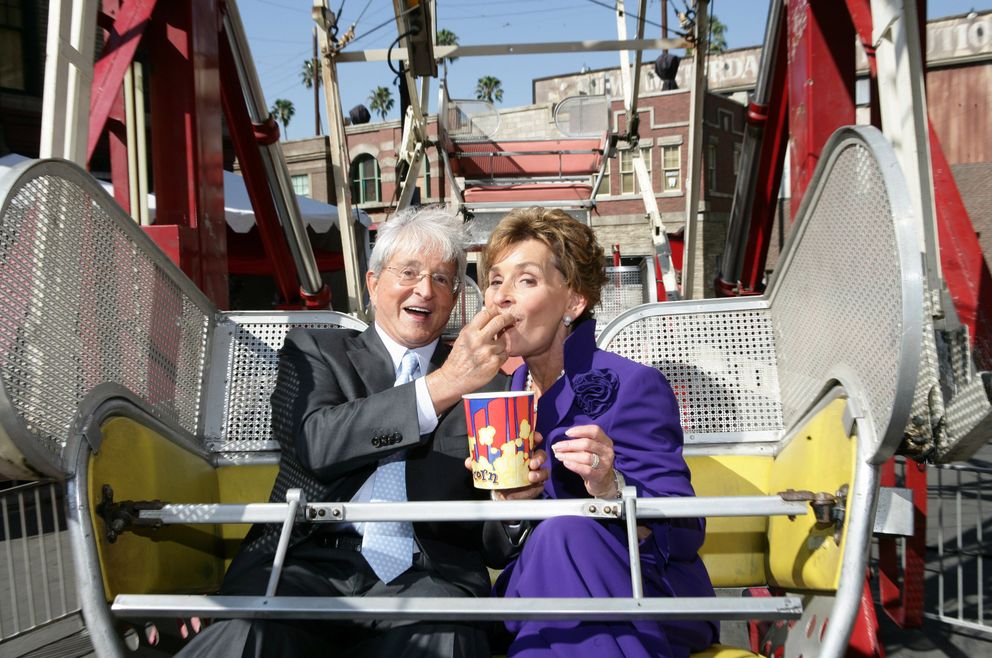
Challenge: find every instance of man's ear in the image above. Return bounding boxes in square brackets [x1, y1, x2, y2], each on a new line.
[366, 270, 379, 307]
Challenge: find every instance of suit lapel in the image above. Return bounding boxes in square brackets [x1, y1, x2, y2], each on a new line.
[347, 327, 395, 393]
[428, 341, 451, 374]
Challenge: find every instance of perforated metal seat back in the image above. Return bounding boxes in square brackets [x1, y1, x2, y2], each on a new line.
[203, 311, 368, 455]
[598, 127, 924, 461]
[596, 266, 649, 329]
[444, 277, 484, 340]
[0, 159, 215, 479]
[598, 300, 784, 444]
[766, 127, 923, 463]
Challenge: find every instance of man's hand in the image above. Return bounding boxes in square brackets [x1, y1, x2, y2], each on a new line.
[427, 308, 516, 413]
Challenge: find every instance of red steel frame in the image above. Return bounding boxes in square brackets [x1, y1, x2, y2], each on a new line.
[877, 458, 928, 628]
[87, 0, 334, 310]
[786, 1, 856, 218]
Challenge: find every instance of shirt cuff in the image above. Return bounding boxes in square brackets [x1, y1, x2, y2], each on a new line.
[414, 376, 439, 434]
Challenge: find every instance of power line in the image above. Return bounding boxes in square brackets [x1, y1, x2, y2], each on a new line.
[580, 0, 666, 32]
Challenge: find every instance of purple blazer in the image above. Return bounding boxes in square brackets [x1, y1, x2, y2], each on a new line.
[510, 318, 714, 595]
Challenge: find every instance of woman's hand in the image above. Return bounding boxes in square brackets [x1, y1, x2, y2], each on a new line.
[464, 432, 549, 500]
[552, 424, 618, 498]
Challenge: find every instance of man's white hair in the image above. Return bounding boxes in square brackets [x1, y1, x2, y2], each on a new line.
[368, 205, 467, 286]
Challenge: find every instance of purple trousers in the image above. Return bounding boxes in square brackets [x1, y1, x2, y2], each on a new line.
[494, 516, 717, 658]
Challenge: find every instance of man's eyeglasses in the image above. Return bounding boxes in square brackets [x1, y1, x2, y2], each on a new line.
[383, 266, 460, 294]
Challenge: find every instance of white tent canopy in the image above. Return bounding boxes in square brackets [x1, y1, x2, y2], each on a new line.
[0, 154, 370, 233]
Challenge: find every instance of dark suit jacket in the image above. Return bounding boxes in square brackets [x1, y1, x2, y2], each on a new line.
[228, 326, 506, 596]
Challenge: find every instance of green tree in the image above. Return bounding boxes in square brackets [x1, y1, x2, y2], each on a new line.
[708, 15, 728, 54]
[474, 76, 503, 104]
[685, 13, 728, 56]
[270, 98, 295, 139]
[301, 58, 322, 89]
[368, 86, 395, 121]
[436, 28, 459, 64]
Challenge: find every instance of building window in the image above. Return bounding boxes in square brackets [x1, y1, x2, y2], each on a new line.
[707, 141, 718, 192]
[619, 146, 651, 195]
[594, 160, 610, 197]
[718, 109, 733, 132]
[661, 144, 681, 192]
[418, 159, 431, 200]
[0, 0, 26, 91]
[291, 174, 310, 197]
[351, 154, 381, 204]
[733, 143, 742, 176]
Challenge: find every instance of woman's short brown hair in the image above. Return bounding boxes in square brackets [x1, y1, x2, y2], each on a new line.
[481, 207, 608, 321]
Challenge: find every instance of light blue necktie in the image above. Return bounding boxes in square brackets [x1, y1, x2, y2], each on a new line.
[361, 350, 419, 583]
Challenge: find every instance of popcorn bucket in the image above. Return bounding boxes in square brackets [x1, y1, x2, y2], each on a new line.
[462, 391, 535, 489]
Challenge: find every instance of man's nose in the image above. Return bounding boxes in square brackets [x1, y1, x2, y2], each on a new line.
[412, 274, 436, 297]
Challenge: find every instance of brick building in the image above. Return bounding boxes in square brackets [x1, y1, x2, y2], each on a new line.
[1, 5, 988, 303]
[282, 87, 744, 295]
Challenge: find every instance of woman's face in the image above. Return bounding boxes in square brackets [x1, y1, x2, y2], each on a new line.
[484, 239, 586, 359]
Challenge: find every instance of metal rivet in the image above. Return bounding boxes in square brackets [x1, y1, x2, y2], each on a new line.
[588, 504, 598, 513]
[331, 508, 342, 517]
[318, 509, 326, 517]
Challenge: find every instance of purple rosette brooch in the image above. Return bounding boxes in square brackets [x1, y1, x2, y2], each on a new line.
[572, 368, 619, 418]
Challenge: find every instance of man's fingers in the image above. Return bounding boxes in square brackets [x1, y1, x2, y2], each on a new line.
[481, 311, 516, 339]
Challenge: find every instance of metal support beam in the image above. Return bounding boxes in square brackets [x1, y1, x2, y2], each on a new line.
[145, 0, 229, 308]
[788, 0, 856, 217]
[40, 0, 99, 163]
[335, 39, 688, 63]
[85, 0, 158, 164]
[139, 495, 810, 525]
[113, 593, 804, 622]
[222, 0, 329, 308]
[218, 27, 304, 307]
[717, 0, 788, 296]
[616, 0, 679, 300]
[682, 0, 708, 299]
[315, 0, 366, 317]
[871, 0, 943, 309]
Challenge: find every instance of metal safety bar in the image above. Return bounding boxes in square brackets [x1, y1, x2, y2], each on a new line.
[126, 486, 810, 616]
[928, 461, 992, 636]
[137, 493, 809, 526]
[463, 199, 595, 210]
[112, 593, 804, 622]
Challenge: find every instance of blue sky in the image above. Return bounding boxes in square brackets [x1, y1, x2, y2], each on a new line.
[240, 0, 991, 139]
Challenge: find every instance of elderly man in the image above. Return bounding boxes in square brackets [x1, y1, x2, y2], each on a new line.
[180, 206, 539, 658]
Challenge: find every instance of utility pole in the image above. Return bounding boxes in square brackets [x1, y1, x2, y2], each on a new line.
[312, 28, 322, 136]
[661, 0, 668, 55]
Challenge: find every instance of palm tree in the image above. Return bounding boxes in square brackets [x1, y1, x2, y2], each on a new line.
[368, 86, 395, 121]
[685, 14, 728, 56]
[301, 59, 322, 89]
[708, 15, 728, 54]
[270, 98, 295, 139]
[436, 28, 459, 64]
[475, 76, 503, 104]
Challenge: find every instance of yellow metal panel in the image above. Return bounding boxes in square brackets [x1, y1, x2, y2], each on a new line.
[767, 398, 857, 591]
[691, 645, 762, 658]
[215, 463, 278, 563]
[688, 455, 773, 587]
[88, 417, 224, 598]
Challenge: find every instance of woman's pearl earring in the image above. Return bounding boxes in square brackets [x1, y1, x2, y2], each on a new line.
[562, 315, 573, 327]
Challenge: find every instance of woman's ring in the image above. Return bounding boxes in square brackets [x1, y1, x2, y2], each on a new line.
[591, 453, 601, 469]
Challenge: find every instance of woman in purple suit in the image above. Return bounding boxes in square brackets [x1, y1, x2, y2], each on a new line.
[481, 207, 717, 658]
